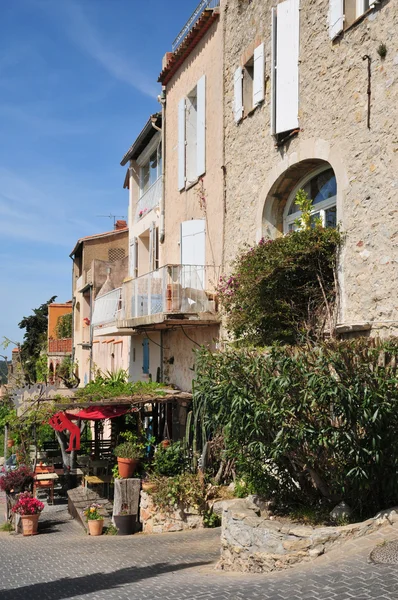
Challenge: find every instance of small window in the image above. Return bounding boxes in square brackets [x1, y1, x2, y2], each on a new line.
[329, 0, 375, 39]
[186, 87, 198, 184]
[243, 58, 254, 116]
[284, 168, 337, 233]
[234, 43, 265, 123]
[344, 0, 370, 27]
[178, 75, 206, 190]
[140, 143, 162, 197]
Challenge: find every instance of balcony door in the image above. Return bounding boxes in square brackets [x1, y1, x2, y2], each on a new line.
[180, 219, 205, 291]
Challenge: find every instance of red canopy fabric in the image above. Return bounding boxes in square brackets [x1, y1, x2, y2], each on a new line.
[65, 405, 130, 421]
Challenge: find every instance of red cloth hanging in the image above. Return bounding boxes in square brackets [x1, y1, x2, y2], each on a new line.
[65, 405, 130, 421]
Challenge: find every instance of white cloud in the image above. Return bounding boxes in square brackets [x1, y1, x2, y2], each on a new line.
[42, 0, 159, 99]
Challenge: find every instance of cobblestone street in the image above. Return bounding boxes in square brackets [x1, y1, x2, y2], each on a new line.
[2, 495, 398, 600]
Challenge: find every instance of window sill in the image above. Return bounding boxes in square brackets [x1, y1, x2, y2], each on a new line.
[236, 100, 264, 125]
[343, 4, 379, 34]
[185, 178, 200, 191]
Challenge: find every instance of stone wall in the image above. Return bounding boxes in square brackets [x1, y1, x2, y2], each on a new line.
[222, 0, 398, 336]
[140, 491, 204, 534]
[219, 497, 398, 572]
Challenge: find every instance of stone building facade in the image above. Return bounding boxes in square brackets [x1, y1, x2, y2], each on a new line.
[221, 0, 398, 337]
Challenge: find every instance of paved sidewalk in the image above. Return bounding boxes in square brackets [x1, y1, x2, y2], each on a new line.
[1, 501, 398, 599]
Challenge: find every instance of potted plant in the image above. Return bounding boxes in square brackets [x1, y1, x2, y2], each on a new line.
[12, 492, 45, 536]
[0, 465, 33, 495]
[114, 505, 136, 536]
[83, 503, 104, 536]
[114, 432, 146, 479]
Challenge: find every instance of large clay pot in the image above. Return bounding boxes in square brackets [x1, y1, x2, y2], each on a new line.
[114, 514, 135, 536]
[117, 457, 139, 479]
[87, 519, 104, 536]
[21, 514, 39, 536]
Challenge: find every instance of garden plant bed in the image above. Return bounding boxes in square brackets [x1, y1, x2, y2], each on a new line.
[140, 491, 204, 533]
[219, 497, 398, 573]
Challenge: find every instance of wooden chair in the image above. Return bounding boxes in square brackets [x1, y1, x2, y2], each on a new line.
[33, 465, 56, 505]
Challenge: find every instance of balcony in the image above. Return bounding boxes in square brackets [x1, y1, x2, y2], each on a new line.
[92, 265, 220, 334]
[136, 176, 162, 222]
[92, 288, 121, 327]
[172, 0, 220, 52]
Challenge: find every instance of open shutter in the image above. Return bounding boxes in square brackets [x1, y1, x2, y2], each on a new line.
[253, 43, 265, 106]
[275, 0, 300, 134]
[271, 8, 277, 135]
[129, 235, 136, 277]
[234, 67, 243, 123]
[196, 75, 206, 178]
[178, 98, 186, 190]
[328, 0, 344, 39]
[149, 222, 156, 271]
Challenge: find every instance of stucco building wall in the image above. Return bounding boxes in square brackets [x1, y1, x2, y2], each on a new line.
[222, 0, 398, 335]
[163, 13, 224, 277]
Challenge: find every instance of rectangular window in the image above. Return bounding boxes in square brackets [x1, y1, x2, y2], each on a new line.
[234, 43, 265, 124]
[140, 143, 162, 197]
[271, 0, 300, 135]
[178, 75, 206, 190]
[329, 0, 373, 38]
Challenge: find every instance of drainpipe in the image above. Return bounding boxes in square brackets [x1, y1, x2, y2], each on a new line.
[89, 285, 93, 382]
[156, 89, 166, 244]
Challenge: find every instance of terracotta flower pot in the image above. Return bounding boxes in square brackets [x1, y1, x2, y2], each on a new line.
[7, 439, 14, 448]
[87, 519, 104, 536]
[21, 514, 39, 536]
[161, 439, 171, 449]
[117, 457, 139, 479]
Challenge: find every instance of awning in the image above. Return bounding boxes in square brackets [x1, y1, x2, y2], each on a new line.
[65, 405, 130, 421]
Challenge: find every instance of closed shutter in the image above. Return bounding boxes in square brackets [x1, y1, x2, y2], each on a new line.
[328, 0, 344, 39]
[196, 75, 206, 177]
[253, 43, 265, 106]
[181, 219, 206, 289]
[178, 98, 186, 190]
[129, 235, 137, 277]
[270, 8, 277, 135]
[275, 0, 300, 134]
[234, 67, 243, 123]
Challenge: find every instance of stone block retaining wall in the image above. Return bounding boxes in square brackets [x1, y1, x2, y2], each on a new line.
[140, 491, 204, 534]
[219, 497, 398, 572]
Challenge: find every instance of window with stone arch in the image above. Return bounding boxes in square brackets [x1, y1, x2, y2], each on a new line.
[283, 166, 337, 233]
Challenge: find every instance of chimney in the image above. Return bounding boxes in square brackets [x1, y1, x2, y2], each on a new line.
[115, 220, 127, 231]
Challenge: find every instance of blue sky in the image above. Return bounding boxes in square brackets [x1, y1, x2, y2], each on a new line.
[0, 0, 199, 356]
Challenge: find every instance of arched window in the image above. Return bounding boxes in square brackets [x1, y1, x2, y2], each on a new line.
[284, 167, 337, 233]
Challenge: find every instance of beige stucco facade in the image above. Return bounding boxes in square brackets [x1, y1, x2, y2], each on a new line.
[221, 0, 398, 336]
[71, 227, 130, 386]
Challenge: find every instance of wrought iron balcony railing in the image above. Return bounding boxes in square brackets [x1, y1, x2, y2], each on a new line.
[171, 0, 220, 53]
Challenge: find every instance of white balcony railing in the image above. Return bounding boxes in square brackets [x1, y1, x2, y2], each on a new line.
[171, 0, 220, 52]
[136, 176, 162, 222]
[120, 265, 219, 321]
[92, 288, 121, 327]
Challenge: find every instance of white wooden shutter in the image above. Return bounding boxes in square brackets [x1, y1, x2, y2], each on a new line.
[328, 0, 344, 40]
[253, 43, 265, 106]
[129, 236, 137, 278]
[271, 8, 277, 135]
[196, 75, 206, 178]
[181, 219, 206, 290]
[275, 0, 300, 134]
[234, 67, 243, 123]
[149, 222, 156, 271]
[178, 98, 186, 190]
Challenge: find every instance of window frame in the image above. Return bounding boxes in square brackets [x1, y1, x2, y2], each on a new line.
[139, 142, 162, 198]
[283, 166, 337, 233]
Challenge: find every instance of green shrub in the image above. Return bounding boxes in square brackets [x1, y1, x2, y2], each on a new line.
[152, 442, 186, 477]
[150, 473, 205, 513]
[193, 340, 398, 518]
[217, 227, 341, 346]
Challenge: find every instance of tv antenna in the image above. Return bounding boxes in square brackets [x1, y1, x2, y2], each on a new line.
[96, 214, 126, 228]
